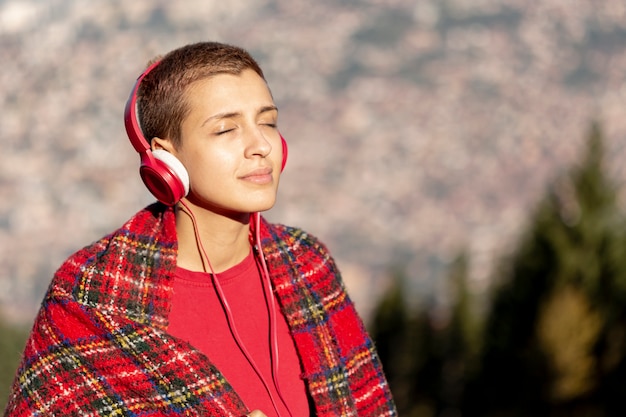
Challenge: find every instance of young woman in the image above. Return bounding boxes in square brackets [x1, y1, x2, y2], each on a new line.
[5, 42, 397, 417]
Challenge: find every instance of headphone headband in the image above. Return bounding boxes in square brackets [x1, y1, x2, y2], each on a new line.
[124, 61, 161, 154]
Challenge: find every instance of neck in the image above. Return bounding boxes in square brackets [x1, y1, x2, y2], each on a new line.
[175, 199, 252, 273]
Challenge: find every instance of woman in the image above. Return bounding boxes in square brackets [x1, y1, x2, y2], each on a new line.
[5, 41, 397, 417]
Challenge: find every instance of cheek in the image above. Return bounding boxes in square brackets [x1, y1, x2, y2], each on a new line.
[185, 149, 236, 183]
[273, 136, 286, 168]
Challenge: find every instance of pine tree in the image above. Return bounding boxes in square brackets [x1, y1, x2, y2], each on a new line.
[441, 252, 481, 414]
[0, 316, 28, 412]
[370, 267, 417, 415]
[371, 252, 480, 416]
[464, 122, 626, 416]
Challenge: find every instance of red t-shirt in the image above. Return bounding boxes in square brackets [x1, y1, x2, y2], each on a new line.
[167, 250, 310, 417]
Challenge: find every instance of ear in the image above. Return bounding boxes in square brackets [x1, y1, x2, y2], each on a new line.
[151, 137, 176, 153]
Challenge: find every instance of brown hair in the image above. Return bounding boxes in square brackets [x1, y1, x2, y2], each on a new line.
[137, 42, 265, 148]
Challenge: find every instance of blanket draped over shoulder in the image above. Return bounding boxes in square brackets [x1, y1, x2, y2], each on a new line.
[5, 204, 397, 417]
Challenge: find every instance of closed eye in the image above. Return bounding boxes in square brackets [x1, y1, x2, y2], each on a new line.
[215, 128, 236, 136]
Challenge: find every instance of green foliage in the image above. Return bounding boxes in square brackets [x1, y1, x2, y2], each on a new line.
[372, 122, 626, 416]
[466, 122, 626, 416]
[0, 316, 28, 412]
[370, 268, 417, 414]
[371, 252, 479, 417]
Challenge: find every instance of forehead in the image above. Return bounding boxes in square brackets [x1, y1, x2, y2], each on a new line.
[184, 69, 274, 112]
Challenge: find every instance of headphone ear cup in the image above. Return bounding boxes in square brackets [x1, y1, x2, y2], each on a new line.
[140, 149, 189, 206]
[280, 135, 288, 172]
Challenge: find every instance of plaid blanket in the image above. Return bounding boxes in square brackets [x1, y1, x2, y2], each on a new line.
[5, 203, 396, 416]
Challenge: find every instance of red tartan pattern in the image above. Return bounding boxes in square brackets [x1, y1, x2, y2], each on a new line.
[5, 203, 396, 416]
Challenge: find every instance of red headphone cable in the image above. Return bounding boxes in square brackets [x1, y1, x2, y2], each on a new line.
[252, 211, 293, 416]
[178, 200, 293, 417]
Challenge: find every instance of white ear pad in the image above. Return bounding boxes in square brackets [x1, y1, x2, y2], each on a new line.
[152, 149, 190, 196]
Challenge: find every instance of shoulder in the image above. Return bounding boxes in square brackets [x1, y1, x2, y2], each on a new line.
[48, 203, 176, 325]
[60, 203, 175, 269]
[260, 219, 345, 292]
[262, 220, 333, 261]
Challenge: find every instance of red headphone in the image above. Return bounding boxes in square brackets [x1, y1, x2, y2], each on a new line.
[124, 61, 288, 206]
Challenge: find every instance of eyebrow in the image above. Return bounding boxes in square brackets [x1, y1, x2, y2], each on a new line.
[202, 105, 278, 126]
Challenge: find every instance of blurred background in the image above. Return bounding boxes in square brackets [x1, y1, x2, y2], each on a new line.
[1, 0, 626, 415]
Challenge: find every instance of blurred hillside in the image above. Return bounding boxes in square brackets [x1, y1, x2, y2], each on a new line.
[1, 0, 625, 325]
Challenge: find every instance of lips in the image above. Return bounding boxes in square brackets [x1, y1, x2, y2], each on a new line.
[240, 167, 274, 184]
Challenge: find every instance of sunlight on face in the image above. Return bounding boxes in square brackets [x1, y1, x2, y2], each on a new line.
[175, 69, 283, 216]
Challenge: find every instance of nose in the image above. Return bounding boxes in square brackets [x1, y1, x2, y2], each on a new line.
[244, 127, 273, 160]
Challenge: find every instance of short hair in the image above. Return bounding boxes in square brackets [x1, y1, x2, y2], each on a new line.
[137, 42, 265, 149]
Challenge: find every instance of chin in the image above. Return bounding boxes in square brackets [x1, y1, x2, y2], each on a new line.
[249, 200, 277, 213]
[244, 192, 277, 213]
